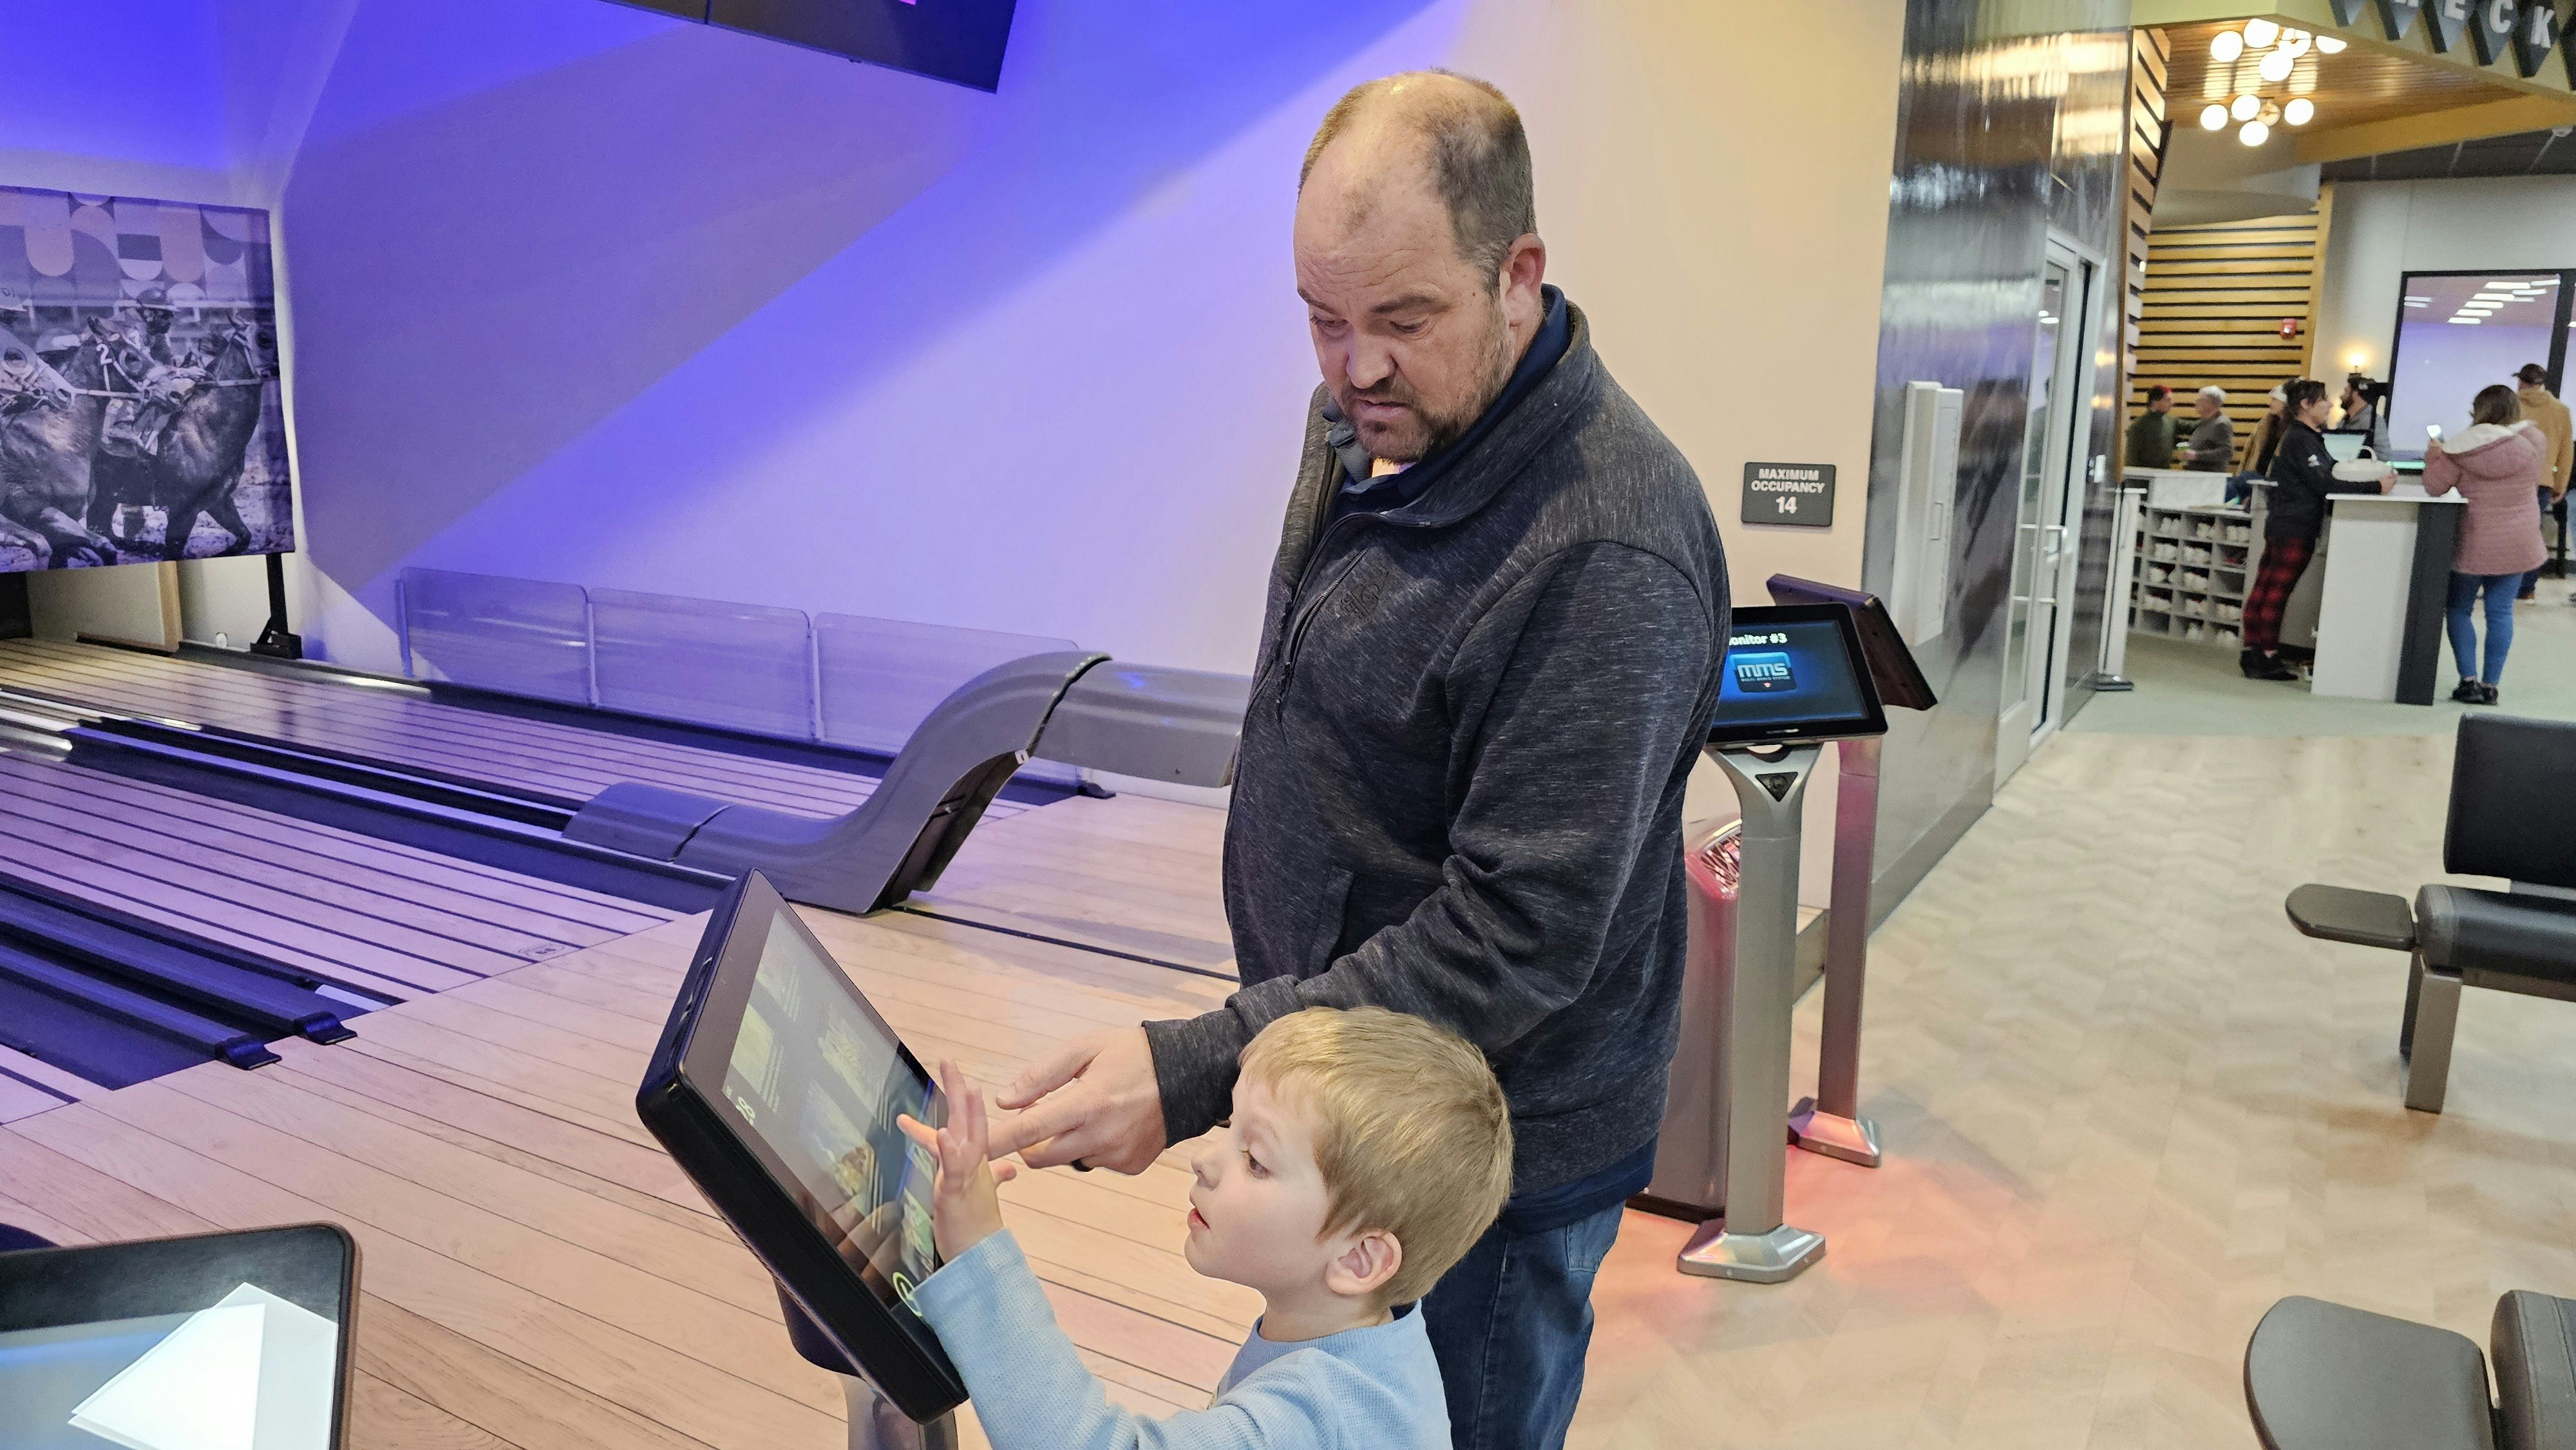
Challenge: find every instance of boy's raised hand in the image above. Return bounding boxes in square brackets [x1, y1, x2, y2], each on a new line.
[897, 1060, 1019, 1261]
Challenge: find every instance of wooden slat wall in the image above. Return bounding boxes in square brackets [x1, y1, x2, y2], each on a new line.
[2120, 28, 2171, 440]
[2132, 186, 2338, 468]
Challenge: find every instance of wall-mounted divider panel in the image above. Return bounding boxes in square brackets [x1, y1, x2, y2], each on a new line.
[399, 569, 591, 704]
[590, 589, 816, 741]
[817, 612, 1076, 757]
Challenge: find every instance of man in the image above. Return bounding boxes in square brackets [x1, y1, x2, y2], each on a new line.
[989, 71, 1728, 1449]
[2183, 384, 2235, 473]
[2512, 364, 2570, 602]
[2125, 384, 2177, 468]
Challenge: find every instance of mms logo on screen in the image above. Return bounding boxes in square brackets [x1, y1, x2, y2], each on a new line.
[1732, 652, 1797, 693]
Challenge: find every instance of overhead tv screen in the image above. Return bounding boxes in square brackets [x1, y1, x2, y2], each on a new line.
[0, 186, 294, 572]
[633, 0, 1019, 92]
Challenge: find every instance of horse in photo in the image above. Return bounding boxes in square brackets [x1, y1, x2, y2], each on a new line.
[0, 322, 141, 567]
[147, 318, 272, 561]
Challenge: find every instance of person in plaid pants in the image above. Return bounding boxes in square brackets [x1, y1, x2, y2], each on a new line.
[2242, 380, 2380, 680]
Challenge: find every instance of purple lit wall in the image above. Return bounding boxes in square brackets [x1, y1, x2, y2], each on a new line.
[12, 1, 1908, 696]
[275, 0, 1453, 673]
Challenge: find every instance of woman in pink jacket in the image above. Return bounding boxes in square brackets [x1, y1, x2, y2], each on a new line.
[2421, 384, 2550, 704]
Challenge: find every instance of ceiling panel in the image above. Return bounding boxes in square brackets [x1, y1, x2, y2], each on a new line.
[2318, 127, 2576, 179]
[2161, 19, 2524, 134]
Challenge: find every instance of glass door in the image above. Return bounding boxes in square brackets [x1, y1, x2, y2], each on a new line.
[1998, 239, 2096, 786]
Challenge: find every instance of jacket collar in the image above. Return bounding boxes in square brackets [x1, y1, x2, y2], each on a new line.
[2442, 420, 2532, 453]
[1309, 301, 1604, 532]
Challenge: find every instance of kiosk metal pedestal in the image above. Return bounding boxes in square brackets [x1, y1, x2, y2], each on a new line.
[844, 1379, 959, 1450]
[1679, 742, 1828, 1283]
[1786, 732, 1884, 1169]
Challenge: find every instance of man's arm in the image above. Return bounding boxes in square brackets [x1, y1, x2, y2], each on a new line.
[1140, 543, 1718, 1146]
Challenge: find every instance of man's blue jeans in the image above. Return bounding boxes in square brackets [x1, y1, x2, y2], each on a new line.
[1421, 1201, 1624, 1450]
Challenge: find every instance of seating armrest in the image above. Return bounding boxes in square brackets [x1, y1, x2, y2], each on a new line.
[2493, 1291, 2576, 1450]
[2246, 1296, 2495, 1450]
[2286, 885, 2417, 952]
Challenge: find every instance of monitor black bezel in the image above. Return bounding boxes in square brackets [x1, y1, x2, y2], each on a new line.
[1762, 575, 1939, 711]
[1709, 603, 1891, 746]
[636, 871, 967, 1423]
[0, 1223, 358, 1445]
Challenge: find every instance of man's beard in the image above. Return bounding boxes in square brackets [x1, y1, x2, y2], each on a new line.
[1336, 299, 1518, 465]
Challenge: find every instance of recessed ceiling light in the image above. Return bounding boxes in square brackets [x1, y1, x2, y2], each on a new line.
[2490, 280, 2539, 288]
[2450, 317, 2485, 325]
[2473, 293, 2515, 303]
[2404, 294, 2430, 302]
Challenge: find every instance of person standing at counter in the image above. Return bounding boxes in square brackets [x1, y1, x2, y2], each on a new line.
[985, 71, 1729, 1450]
[2183, 386, 2234, 471]
[2423, 386, 2549, 704]
[2126, 385, 2177, 467]
[2512, 364, 2570, 603]
[2241, 379, 2376, 682]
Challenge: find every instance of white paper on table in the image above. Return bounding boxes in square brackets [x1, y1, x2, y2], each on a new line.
[68, 1283, 337, 1450]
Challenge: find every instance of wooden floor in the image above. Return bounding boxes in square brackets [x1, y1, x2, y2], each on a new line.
[1572, 732, 2576, 1449]
[0, 822, 1251, 1449]
[10, 735, 2569, 1449]
[913, 792, 1235, 976]
[0, 639, 1034, 822]
[0, 748, 670, 1013]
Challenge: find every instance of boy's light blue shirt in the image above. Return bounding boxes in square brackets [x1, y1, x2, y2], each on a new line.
[911, 1230, 1451, 1450]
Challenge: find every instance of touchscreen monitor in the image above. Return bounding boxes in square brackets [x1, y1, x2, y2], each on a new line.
[1708, 603, 1888, 745]
[0, 1224, 355, 1450]
[1763, 575, 1938, 711]
[637, 871, 966, 1422]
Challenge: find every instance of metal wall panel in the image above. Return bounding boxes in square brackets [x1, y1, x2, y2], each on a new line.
[1860, 1, 2134, 910]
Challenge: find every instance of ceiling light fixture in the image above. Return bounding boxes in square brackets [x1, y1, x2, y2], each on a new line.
[2239, 119, 2273, 146]
[2202, 102, 2230, 130]
[2244, 17, 2280, 48]
[2232, 93, 2263, 121]
[2317, 35, 2347, 53]
[2211, 29, 2247, 62]
[2258, 48, 2296, 82]
[2280, 29, 2312, 53]
[2284, 97, 2315, 126]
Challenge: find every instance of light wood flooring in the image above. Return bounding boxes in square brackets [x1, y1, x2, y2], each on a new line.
[0, 796, 1251, 1449]
[1571, 731, 2576, 1449]
[9, 735, 2566, 1449]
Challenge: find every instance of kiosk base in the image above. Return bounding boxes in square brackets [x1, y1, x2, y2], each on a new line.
[844, 1378, 959, 1450]
[1787, 1099, 1882, 1168]
[1676, 1219, 1826, 1284]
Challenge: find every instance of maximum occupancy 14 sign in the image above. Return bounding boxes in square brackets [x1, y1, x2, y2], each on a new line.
[1741, 462, 1835, 527]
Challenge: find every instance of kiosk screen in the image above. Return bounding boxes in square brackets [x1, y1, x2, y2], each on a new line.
[715, 909, 942, 1312]
[0, 1225, 355, 1450]
[1709, 604, 1888, 744]
[638, 871, 967, 1421]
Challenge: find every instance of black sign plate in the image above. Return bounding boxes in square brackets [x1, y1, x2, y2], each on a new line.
[1741, 462, 1836, 527]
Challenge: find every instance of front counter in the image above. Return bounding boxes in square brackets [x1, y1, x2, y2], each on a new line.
[2308, 487, 2464, 704]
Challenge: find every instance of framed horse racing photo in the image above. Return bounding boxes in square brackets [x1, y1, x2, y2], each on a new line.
[0, 185, 294, 570]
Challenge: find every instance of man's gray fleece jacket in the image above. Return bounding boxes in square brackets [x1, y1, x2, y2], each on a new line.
[1142, 303, 1730, 1196]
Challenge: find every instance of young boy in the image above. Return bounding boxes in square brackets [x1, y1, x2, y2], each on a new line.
[896, 1005, 1513, 1449]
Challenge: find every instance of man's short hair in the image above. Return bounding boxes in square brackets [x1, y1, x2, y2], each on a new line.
[2146, 384, 2170, 403]
[2199, 385, 2227, 405]
[2518, 362, 2550, 386]
[1300, 71, 1537, 283]
[1238, 1006, 1512, 1307]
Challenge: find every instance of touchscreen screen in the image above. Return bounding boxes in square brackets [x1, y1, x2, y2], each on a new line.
[1712, 617, 1873, 735]
[717, 912, 943, 1315]
[0, 1283, 339, 1450]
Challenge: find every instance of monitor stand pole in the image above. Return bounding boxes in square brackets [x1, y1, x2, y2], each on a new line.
[1678, 742, 1826, 1284]
[1787, 733, 1884, 1167]
[843, 1378, 958, 1450]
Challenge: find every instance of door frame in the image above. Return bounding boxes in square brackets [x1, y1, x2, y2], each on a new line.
[1998, 232, 2107, 784]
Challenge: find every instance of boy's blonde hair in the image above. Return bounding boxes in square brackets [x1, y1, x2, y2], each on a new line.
[1238, 1006, 1513, 1306]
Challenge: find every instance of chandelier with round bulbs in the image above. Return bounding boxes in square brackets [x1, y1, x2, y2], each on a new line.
[2204, 17, 2340, 147]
